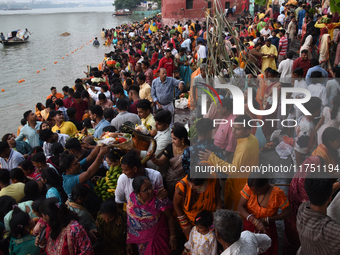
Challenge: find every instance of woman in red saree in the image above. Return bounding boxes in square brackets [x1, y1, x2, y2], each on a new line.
[38, 197, 93, 255]
[150, 52, 159, 67]
[241, 0, 249, 14]
[238, 172, 292, 255]
[126, 176, 176, 255]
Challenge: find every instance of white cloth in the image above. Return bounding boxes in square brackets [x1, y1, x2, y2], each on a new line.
[115, 168, 163, 203]
[88, 87, 111, 102]
[260, 28, 271, 37]
[221, 231, 272, 255]
[292, 79, 308, 99]
[278, 58, 294, 83]
[181, 39, 192, 52]
[197, 45, 207, 60]
[308, 83, 328, 107]
[184, 226, 217, 255]
[328, 190, 340, 224]
[326, 79, 340, 108]
[277, 14, 285, 24]
[43, 133, 69, 159]
[171, 48, 178, 56]
[316, 107, 340, 144]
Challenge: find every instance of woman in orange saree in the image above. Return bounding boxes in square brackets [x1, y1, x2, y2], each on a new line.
[238, 173, 292, 255]
[255, 67, 271, 111]
[173, 170, 221, 238]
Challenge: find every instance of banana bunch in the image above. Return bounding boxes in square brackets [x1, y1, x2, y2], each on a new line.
[94, 165, 122, 201]
[74, 133, 86, 141]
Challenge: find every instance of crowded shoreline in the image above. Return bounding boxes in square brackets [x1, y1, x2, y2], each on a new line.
[1, 1, 340, 254]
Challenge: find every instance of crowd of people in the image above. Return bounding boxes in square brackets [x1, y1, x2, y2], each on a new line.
[1, 1, 340, 254]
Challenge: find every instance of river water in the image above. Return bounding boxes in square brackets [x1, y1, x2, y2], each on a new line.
[0, 7, 142, 137]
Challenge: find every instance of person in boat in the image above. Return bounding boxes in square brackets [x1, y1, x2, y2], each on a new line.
[0, 32, 5, 41]
[93, 37, 100, 46]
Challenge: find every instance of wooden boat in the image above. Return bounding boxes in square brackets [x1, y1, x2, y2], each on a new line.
[112, 9, 132, 16]
[0, 29, 29, 46]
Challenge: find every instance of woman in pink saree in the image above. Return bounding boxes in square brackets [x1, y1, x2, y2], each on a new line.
[126, 176, 177, 255]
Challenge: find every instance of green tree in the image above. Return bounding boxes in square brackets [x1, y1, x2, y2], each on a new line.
[113, 0, 139, 10]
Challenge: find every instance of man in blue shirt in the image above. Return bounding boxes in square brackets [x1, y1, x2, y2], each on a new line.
[270, 30, 280, 50]
[298, 5, 307, 35]
[61, 144, 112, 212]
[88, 105, 110, 138]
[305, 58, 328, 85]
[151, 68, 184, 123]
[16, 110, 41, 149]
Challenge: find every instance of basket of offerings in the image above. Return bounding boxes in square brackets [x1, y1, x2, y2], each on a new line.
[121, 124, 157, 165]
[95, 133, 133, 150]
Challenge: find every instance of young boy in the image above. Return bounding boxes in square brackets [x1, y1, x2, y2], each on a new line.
[136, 99, 156, 134]
[173, 69, 183, 99]
[140, 110, 173, 174]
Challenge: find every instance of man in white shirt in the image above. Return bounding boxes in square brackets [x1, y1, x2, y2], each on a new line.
[181, 37, 194, 53]
[260, 23, 271, 39]
[214, 210, 271, 255]
[307, 71, 328, 108]
[195, 40, 207, 62]
[169, 43, 178, 56]
[278, 51, 294, 84]
[183, 27, 189, 40]
[277, 11, 285, 25]
[230, 59, 246, 87]
[115, 151, 167, 206]
[39, 129, 69, 159]
[286, 67, 309, 126]
[87, 84, 110, 102]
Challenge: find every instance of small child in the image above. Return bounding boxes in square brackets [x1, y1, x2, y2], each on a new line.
[182, 211, 217, 255]
[173, 70, 184, 99]
[31, 199, 46, 236]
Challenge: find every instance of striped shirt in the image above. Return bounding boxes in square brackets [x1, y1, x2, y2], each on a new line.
[279, 36, 288, 55]
[297, 201, 340, 255]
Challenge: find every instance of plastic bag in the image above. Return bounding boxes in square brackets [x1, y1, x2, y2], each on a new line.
[175, 98, 188, 109]
[275, 141, 293, 159]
